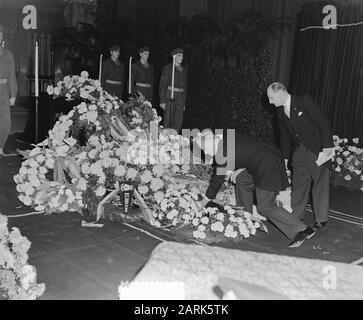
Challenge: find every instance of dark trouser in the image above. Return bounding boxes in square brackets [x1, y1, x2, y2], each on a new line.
[291, 144, 330, 223]
[235, 170, 307, 239]
[104, 83, 123, 99]
[163, 92, 184, 133]
[0, 95, 11, 148]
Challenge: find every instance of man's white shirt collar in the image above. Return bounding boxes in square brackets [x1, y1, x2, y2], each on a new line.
[283, 94, 291, 118]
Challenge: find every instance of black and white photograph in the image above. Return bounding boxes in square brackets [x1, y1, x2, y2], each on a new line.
[0, 0, 362, 304]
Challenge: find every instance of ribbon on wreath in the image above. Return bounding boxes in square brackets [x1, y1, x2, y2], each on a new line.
[53, 155, 81, 184]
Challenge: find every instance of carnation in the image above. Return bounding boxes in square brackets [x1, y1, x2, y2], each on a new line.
[138, 185, 149, 195]
[95, 186, 106, 197]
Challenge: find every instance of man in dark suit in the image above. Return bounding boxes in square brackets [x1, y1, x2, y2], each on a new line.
[129, 46, 154, 102]
[195, 130, 315, 247]
[267, 82, 334, 233]
[101, 45, 125, 99]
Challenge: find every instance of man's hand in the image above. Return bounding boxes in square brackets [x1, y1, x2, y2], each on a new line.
[322, 147, 334, 157]
[284, 159, 288, 169]
[10, 97, 16, 106]
[160, 103, 166, 110]
[230, 168, 245, 184]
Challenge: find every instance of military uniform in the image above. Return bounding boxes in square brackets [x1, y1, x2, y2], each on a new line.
[101, 58, 125, 99]
[159, 50, 187, 132]
[0, 46, 18, 150]
[130, 60, 154, 101]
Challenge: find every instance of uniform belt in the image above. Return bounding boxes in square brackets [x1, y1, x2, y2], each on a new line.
[106, 80, 122, 85]
[0, 79, 8, 84]
[167, 86, 184, 92]
[136, 82, 151, 88]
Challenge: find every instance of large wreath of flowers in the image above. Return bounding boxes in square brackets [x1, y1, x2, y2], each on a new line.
[14, 72, 267, 242]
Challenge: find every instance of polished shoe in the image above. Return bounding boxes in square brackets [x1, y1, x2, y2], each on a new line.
[313, 221, 328, 231]
[288, 227, 315, 248]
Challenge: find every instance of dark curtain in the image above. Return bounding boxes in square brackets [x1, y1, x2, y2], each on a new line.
[289, 0, 363, 140]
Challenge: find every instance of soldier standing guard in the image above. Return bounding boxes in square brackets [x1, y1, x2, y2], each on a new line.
[0, 25, 18, 156]
[101, 45, 125, 99]
[129, 46, 154, 102]
[159, 48, 187, 133]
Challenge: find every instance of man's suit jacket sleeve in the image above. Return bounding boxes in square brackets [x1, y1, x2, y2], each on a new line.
[8, 51, 18, 98]
[303, 95, 334, 149]
[276, 110, 292, 160]
[159, 65, 169, 104]
[205, 167, 226, 200]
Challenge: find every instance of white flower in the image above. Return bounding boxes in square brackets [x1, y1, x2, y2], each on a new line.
[198, 224, 206, 232]
[195, 211, 203, 218]
[88, 135, 100, 146]
[138, 185, 149, 195]
[211, 221, 224, 232]
[343, 151, 350, 157]
[140, 170, 153, 184]
[192, 218, 200, 226]
[114, 165, 126, 177]
[77, 178, 88, 191]
[88, 149, 98, 160]
[53, 87, 60, 95]
[80, 71, 89, 78]
[56, 145, 70, 156]
[153, 220, 161, 228]
[126, 168, 138, 180]
[21, 195, 32, 206]
[335, 166, 341, 172]
[238, 223, 250, 237]
[29, 147, 42, 157]
[150, 178, 164, 192]
[85, 110, 98, 123]
[46, 85, 54, 95]
[216, 213, 224, 221]
[192, 230, 206, 239]
[344, 175, 352, 181]
[336, 157, 343, 165]
[65, 189, 75, 203]
[352, 138, 359, 144]
[154, 191, 165, 203]
[95, 186, 106, 197]
[200, 216, 209, 225]
[35, 154, 45, 163]
[77, 102, 88, 114]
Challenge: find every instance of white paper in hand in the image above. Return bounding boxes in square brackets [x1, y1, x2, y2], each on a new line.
[316, 151, 334, 166]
